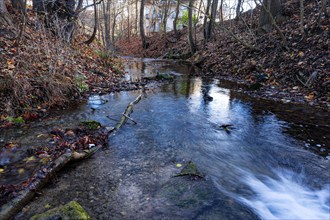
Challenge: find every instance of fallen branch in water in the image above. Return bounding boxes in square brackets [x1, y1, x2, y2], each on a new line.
[122, 113, 137, 124]
[0, 147, 102, 220]
[0, 95, 143, 220]
[115, 94, 142, 130]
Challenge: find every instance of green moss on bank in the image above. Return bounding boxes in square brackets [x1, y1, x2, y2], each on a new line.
[30, 201, 91, 220]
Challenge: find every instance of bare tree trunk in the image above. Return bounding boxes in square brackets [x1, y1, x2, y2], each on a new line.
[135, 0, 138, 35]
[111, 10, 118, 43]
[235, 0, 243, 20]
[219, 0, 224, 22]
[207, 0, 218, 41]
[203, 0, 211, 41]
[188, 0, 196, 53]
[140, 0, 147, 48]
[84, 0, 98, 45]
[103, 0, 112, 52]
[162, 0, 170, 35]
[127, 0, 130, 41]
[195, 0, 202, 45]
[173, 0, 180, 37]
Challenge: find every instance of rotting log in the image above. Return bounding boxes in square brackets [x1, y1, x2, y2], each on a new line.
[0, 95, 143, 220]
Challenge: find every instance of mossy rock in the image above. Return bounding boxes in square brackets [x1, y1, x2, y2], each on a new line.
[80, 120, 102, 130]
[30, 201, 91, 220]
[174, 161, 203, 178]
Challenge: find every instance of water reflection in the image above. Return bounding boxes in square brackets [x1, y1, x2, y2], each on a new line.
[2, 58, 330, 220]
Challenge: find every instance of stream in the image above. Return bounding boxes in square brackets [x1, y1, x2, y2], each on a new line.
[1, 58, 330, 219]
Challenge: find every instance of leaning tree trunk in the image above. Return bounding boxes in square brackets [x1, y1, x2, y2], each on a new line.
[188, 0, 196, 53]
[140, 0, 147, 48]
[84, 0, 98, 45]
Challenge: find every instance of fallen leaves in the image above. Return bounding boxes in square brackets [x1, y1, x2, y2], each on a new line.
[6, 59, 15, 69]
[0, 123, 109, 206]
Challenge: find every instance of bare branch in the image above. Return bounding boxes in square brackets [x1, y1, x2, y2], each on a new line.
[75, 0, 103, 15]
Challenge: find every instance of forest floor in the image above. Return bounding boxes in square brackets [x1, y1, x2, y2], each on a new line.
[117, 1, 329, 110]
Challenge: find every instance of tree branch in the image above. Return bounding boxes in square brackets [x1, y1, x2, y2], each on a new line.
[75, 0, 103, 15]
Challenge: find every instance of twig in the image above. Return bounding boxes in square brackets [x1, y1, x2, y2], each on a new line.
[122, 113, 137, 124]
[173, 173, 204, 178]
[106, 115, 118, 122]
[115, 94, 142, 130]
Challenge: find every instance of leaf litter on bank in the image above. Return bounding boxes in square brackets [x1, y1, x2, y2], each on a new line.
[0, 121, 109, 207]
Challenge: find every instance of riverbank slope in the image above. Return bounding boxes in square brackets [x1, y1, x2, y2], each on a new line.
[117, 1, 329, 109]
[0, 8, 125, 127]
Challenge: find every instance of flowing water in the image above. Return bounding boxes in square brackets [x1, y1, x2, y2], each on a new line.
[1, 58, 329, 219]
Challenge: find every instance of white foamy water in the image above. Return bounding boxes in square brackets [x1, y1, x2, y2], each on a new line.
[239, 170, 330, 220]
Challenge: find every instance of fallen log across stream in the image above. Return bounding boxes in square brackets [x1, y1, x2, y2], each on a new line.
[0, 94, 143, 220]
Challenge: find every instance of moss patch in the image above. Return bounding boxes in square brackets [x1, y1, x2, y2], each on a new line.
[174, 161, 203, 178]
[30, 201, 91, 220]
[80, 120, 102, 130]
